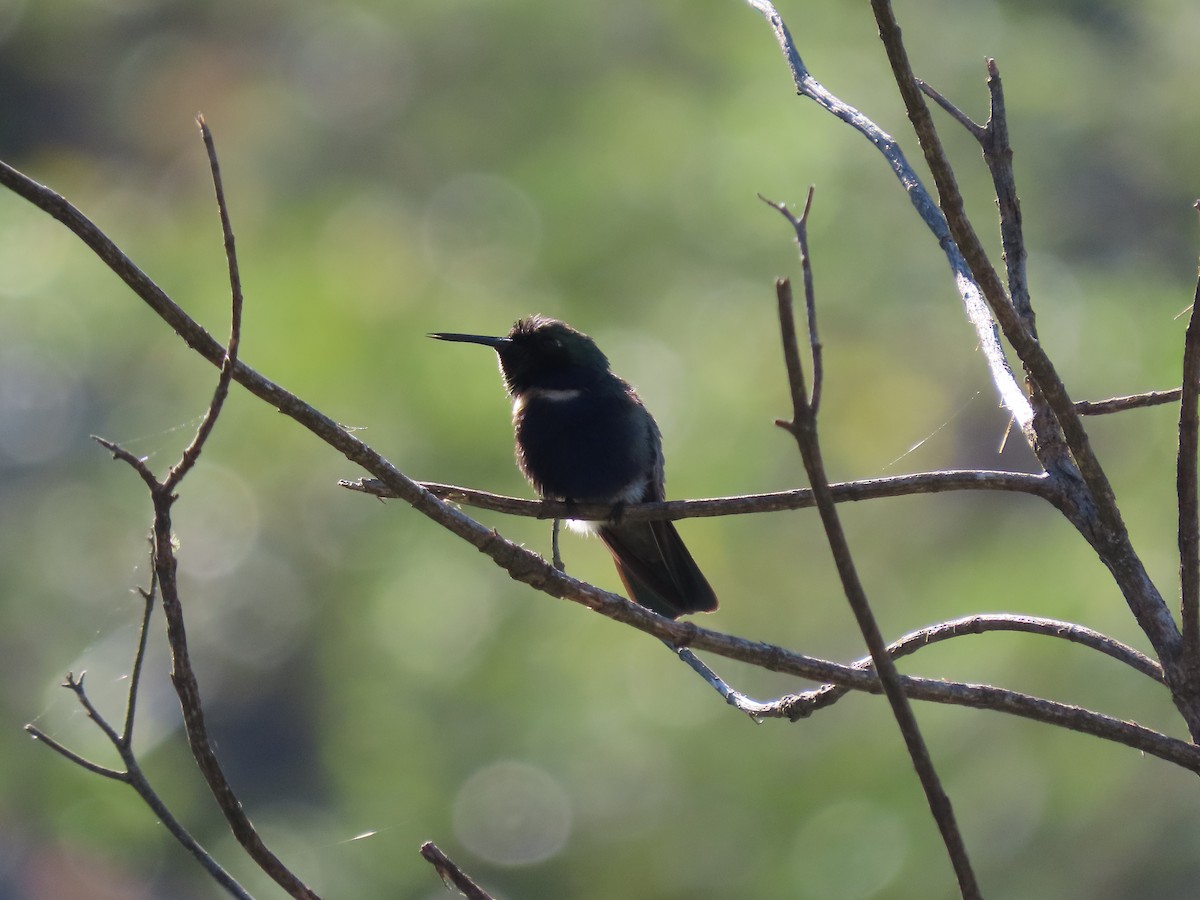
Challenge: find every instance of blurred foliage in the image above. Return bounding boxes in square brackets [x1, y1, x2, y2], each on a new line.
[2, 0, 1200, 897]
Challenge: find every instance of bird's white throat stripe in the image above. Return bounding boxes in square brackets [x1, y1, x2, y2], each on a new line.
[529, 387, 584, 401]
[513, 387, 583, 415]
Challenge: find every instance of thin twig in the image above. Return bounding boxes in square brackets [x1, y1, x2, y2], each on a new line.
[122, 764, 254, 900]
[1075, 389, 1183, 415]
[676, 609, 1163, 721]
[760, 188, 822, 411]
[168, 115, 242, 490]
[866, 0, 1039, 436]
[669, 643, 776, 717]
[916, 78, 985, 140]
[779, 613, 1165, 719]
[93, 435, 159, 489]
[64, 671, 124, 746]
[878, 613, 1163, 682]
[1178, 249, 1200, 672]
[24, 722, 128, 781]
[919, 64, 1032, 333]
[419, 842, 496, 900]
[95, 378, 318, 899]
[776, 272, 982, 899]
[122, 562, 158, 743]
[979, 60, 1033, 332]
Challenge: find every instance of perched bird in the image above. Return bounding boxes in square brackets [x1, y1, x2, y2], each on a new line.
[429, 315, 718, 619]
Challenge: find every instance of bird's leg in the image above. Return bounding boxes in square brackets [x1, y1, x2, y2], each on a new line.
[607, 500, 627, 523]
[662, 640, 775, 720]
[551, 517, 565, 571]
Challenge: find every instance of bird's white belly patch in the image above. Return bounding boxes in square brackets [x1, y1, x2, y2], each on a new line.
[567, 477, 646, 534]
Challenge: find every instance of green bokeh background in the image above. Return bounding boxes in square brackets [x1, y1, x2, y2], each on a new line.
[2, 1, 1200, 897]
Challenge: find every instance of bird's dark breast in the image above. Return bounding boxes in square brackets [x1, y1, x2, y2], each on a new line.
[515, 390, 649, 502]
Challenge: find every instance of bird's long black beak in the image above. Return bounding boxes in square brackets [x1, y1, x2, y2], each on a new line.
[428, 332, 511, 348]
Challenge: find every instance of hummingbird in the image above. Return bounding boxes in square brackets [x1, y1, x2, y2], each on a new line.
[429, 315, 718, 619]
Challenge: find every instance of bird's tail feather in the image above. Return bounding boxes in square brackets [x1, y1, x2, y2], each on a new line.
[598, 520, 718, 619]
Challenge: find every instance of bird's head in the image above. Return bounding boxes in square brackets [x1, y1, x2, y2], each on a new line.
[430, 315, 611, 394]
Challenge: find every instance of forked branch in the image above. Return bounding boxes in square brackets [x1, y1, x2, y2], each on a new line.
[42, 119, 321, 900]
[775, 266, 981, 898]
[742, 0, 1034, 438]
[25, 572, 252, 899]
[867, 0, 1194, 733]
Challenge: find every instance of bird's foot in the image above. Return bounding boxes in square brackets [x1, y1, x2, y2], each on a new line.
[551, 517, 566, 572]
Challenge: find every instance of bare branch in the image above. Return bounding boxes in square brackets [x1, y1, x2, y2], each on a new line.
[864, 0, 1193, 734]
[674, 609, 1164, 723]
[786, 671, 1198, 770]
[339, 469, 1061, 518]
[883, 614, 1163, 682]
[24, 724, 128, 781]
[922, 59, 1081, 494]
[979, 59, 1033, 332]
[86, 443, 318, 898]
[1178, 254, 1200, 671]
[783, 613, 1165, 717]
[122, 563, 158, 746]
[167, 115, 243, 490]
[0, 157, 505, 579]
[26, 673, 252, 899]
[922, 62, 1033, 333]
[64, 671, 124, 746]
[123, 766, 255, 900]
[552, 576, 1200, 768]
[419, 841, 497, 900]
[1076, 389, 1183, 416]
[866, 2, 1096, 510]
[775, 278, 809, 426]
[92, 435, 159, 490]
[775, 274, 983, 899]
[745, 0, 1180, 708]
[741, 0, 1034, 436]
[760, 187, 822, 411]
[655, 601, 1198, 765]
[670, 644, 778, 717]
[916, 78, 985, 140]
[76, 122, 321, 899]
